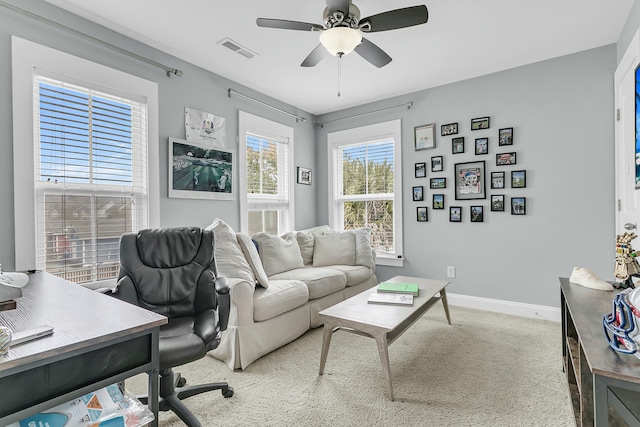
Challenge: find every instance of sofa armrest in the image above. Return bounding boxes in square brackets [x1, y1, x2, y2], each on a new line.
[226, 277, 256, 327]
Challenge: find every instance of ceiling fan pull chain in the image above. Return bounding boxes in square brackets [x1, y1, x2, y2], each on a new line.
[337, 53, 342, 97]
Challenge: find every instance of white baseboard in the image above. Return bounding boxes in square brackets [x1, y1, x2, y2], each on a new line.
[446, 293, 561, 322]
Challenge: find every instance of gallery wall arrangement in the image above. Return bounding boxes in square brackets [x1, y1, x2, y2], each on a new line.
[412, 117, 527, 222]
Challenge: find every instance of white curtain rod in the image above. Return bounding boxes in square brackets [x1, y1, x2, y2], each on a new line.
[314, 102, 413, 128]
[228, 89, 307, 122]
[0, 1, 183, 77]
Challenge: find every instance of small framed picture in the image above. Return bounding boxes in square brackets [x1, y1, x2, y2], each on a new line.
[441, 122, 458, 136]
[297, 166, 312, 185]
[415, 123, 436, 150]
[496, 152, 517, 166]
[433, 194, 444, 209]
[475, 138, 488, 155]
[471, 116, 490, 130]
[499, 127, 513, 146]
[491, 171, 505, 189]
[413, 185, 424, 201]
[454, 160, 486, 200]
[431, 156, 443, 172]
[452, 137, 465, 154]
[430, 177, 446, 189]
[415, 162, 427, 178]
[451, 136, 464, 154]
[471, 206, 484, 222]
[450, 206, 462, 222]
[491, 195, 505, 212]
[511, 197, 526, 215]
[511, 170, 526, 188]
[417, 206, 428, 222]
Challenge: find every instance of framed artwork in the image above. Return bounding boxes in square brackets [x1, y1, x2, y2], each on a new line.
[470, 206, 484, 222]
[471, 116, 490, 130]
[454, 160, 486, 200]
[415, 162, 427, 178]
[431, 156, 443, 172]
[450, 206, 462, 222]
[475, 138, 489, 155]
[441, 122, 458, 136]
[496, 152, 517, 166]
[452, 137, 465, 154]
[499, 127, 513, 146]
[297, 167, 312, 185]
[511, 170, 526, 188]
[491, 195, 505, 212]
[430, 177, 446, 189]
[415, 123, 436, 150]
[413, 185, 424, 201]
[491, 171, 505, 189]
[417, 206, 428, 222]
[433, 194, 444, 209]
[168, 137, 234, 200]
[511, 197, 526, 215]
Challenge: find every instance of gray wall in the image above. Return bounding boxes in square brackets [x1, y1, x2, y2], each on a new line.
[315, 45, 616, 308]
[618, 0, 640, 62]
[0, 0, 317, 271]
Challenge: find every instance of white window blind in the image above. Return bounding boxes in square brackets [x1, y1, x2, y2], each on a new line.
[33, 74, 148, 285]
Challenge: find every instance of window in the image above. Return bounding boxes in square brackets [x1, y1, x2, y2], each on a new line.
[327, 120, 403, 266]
[239, 111, 294, 235]
[12, 36, 159, 287]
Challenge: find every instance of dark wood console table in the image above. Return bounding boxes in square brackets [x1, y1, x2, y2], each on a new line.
[561, 277, 640, 426]
[0, 272, 166, 426]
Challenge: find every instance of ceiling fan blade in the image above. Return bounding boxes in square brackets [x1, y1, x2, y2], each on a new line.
[325, 0, 351, 15]
[360, 5, 428, 33]
[256, 18, 323, 32]
[301, 44, 329, 67]
[354, 37, 392, 68]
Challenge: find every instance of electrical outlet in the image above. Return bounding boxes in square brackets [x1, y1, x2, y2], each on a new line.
[447, 266, 456, 278]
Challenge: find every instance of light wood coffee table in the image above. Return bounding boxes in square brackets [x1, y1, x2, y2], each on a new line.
[318, 275, 451, 401]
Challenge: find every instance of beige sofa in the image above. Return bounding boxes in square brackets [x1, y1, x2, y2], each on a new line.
[205, 219, 377, 370]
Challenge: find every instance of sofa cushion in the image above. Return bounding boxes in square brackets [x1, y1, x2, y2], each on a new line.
[297, 225, 332, 265]
[237, 233, 269, 289]
[252, 232, 305, 276]
[206, 218, 255, 286]
[325, 228, 375, 269]
[313, 233, 356, 267]
[270, 267, 346, 300]
[253, 279, 309, 322]
[321, 265, 372, 287]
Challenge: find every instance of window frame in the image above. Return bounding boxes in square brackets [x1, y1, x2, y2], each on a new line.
[238, 111, 295, 235]
[327, 119, 403, 267]
[11, 36, 160, 277]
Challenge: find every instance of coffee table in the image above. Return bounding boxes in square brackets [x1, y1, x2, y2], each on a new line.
[318, 275, 451, 401]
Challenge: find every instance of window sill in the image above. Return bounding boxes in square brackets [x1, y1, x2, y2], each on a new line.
[375, 255, 404, 268]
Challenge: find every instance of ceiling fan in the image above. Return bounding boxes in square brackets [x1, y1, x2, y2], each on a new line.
[256, 0, 429, 68]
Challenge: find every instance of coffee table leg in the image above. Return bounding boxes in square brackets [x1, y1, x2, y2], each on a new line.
[319, 322, 335, 375]
[374, 333, 394, 401]
[440, 289, 452, 325]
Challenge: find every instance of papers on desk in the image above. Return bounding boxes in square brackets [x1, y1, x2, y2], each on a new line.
[368, 292, 414, 306]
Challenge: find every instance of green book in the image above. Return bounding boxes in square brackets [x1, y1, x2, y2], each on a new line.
[377, 282, 419, 296]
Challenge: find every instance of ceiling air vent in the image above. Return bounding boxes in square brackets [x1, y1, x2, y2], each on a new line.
[218, 38, 258, 59]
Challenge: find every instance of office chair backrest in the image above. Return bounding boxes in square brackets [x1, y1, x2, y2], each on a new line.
[116, 227, 219, 318]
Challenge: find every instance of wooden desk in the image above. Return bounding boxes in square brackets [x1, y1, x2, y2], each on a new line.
[560, 277, 640, 426]
[0, 272, 167, 426]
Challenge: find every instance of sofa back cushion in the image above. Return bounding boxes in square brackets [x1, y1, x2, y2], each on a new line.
[205, 218, 255, 286]
[252, 232, 305, 276]
[312, 233, 356, 267]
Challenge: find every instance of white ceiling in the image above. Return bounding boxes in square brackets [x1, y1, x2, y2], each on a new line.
[41, 0, 634, 116]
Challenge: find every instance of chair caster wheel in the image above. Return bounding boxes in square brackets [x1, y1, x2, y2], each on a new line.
[176, 377, 186, 387]
[222, 387, 234, 398]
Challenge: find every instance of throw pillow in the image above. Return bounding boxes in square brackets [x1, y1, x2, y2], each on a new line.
[237, 233, 270, 288]
[252, 232, 305, 276]
[313, 233, 356, 267]
[205, 218, 255, 286]
[324, 228, 375, 269]
[297, 225, 332, 265]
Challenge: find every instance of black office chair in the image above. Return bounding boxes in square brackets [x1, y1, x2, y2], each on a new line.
[111, 227, 234, 427]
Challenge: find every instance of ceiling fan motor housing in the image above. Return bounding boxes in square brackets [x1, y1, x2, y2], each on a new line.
[323, 4, 361, 29]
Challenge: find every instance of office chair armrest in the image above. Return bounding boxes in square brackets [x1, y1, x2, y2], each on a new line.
[216, 276, 230, 331]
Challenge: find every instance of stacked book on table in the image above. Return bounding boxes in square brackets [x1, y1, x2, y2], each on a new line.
[367, 282, 419, 306]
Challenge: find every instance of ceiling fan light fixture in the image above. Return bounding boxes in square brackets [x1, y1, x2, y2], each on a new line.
[319, 27, 362, 56]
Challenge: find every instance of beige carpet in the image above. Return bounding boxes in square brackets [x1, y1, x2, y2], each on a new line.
[127, 305, 575, 426]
